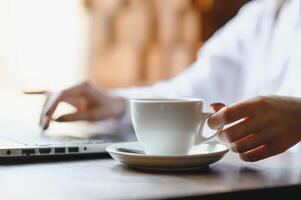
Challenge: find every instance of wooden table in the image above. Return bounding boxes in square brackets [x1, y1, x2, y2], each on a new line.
[1, 151, 301, 200]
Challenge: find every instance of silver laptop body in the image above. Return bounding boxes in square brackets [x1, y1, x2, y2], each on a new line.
[0, 124, 135, 158]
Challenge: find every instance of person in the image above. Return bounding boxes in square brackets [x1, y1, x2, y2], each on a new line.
[38, 0, 301, 162]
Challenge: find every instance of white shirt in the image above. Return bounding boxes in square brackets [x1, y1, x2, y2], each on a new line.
[113, 0, 301, 117]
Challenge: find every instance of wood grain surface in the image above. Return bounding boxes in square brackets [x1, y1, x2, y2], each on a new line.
[1, 151, 301, 200]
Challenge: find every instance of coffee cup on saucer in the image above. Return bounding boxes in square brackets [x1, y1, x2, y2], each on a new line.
[130, 98, 223, 155]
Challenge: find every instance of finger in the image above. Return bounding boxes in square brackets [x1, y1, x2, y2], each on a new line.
[41, 92, 64, 129]
[39, 94, 82, 127]
[41, 85, 91, 128]
[219, 116, 263, 143]
[210, 103, 226, 112]
[208, 98, 261, 129]
[40, 82, 91, 129]
[240, 144, 281, 162]
[55, 108, 105, 122]
[231, 129, 276, 153]
[55, 112, 90, 122]
[45, 82, 87, 110]
[39, 94, 51, 127]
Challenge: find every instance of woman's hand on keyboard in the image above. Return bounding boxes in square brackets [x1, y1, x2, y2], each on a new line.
[36, 82, 126, 130]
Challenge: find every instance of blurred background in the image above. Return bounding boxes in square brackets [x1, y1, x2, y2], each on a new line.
[0, 0, 246, 131]
[0, 0, 246, 91]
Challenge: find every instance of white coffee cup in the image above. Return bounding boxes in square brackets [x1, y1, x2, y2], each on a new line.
[130, 98, 222, 155]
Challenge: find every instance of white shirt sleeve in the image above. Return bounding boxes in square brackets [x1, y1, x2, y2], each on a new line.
[111, 1, 264, 123]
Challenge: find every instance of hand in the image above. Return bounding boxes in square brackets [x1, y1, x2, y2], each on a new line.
[32, 82, 126, 130]
[208, 96, 301, 162]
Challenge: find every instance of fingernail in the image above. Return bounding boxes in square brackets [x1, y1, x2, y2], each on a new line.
[230, 144, 238, 153]
[210, 103, 226, 107]
[41, 117, 49, 130]
[240, 153, 250, 162]
[40, 117, 47, 128]
[43, 123, 49, 130]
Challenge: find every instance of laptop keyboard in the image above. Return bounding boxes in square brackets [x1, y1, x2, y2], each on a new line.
[1, 133, 114, 147]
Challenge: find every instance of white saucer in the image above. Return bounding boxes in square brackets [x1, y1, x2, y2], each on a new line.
[106, 142, 229, 170]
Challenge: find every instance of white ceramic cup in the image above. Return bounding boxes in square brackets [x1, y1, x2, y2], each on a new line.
[130, 98, 222, 155]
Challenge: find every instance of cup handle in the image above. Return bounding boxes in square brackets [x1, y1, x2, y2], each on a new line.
[194, 112, 223, 145]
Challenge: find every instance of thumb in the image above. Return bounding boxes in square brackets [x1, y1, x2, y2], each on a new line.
[208, 103, 226, 130]
[55, 112, 91, 122]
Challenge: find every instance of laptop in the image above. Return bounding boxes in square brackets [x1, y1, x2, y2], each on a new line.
[0, 121, 136, 159]
[0, 91, 136, 160]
